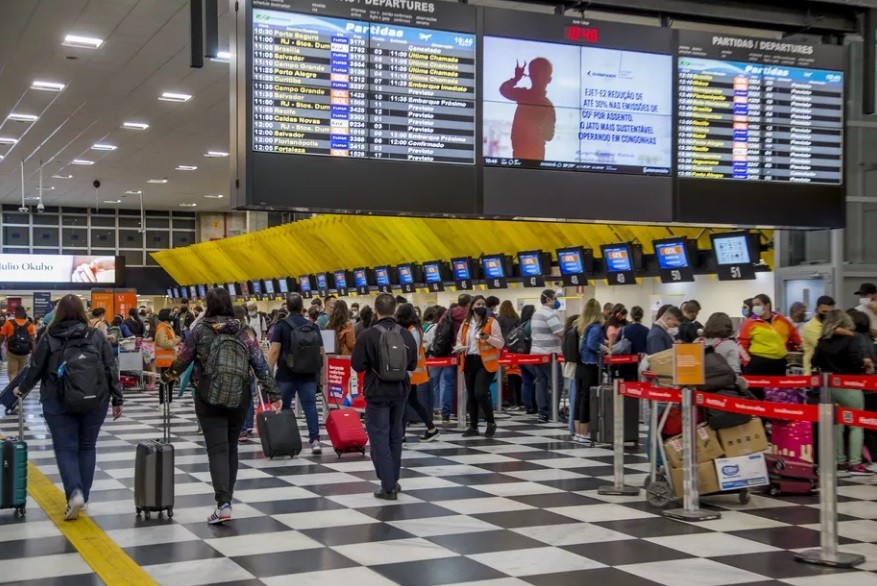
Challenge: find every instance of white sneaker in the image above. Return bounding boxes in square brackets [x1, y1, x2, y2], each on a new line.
[310, 439, 323, 455]
[65, 490, 85, 521]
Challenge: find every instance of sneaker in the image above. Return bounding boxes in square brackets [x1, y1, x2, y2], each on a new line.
[419, 428, 441, 442]
[536, 416, 549, 424]
[485, 423, 497, 438]
[848, 464, 874, 476]
[461, 427, 479, 437]
[837, 463, 851, 478]
[208, 504, 232, 524]
[64, 490, 85, 521]
[310, 439, 323, 455]
[238, 430, 253, 443]
[441, 418, 451, 426]
[373, 490, 397, 501]
[526, 409, 538, 415]
[395, 482, 402, 493]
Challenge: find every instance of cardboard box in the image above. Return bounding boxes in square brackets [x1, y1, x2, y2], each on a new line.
[718, 418, 769, 457]
[714, 453, 770, 491]
[648, 348, 675, 378]
[669, 460, 721, 498]
[663, 423, 725, 469]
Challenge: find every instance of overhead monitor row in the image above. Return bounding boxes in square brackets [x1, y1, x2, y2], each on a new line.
[232, 0, 845, 228]
[167, 232, 762, 299]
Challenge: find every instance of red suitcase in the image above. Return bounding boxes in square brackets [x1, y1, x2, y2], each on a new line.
[764, 453, 817, 496]
[325, 408, 368, 458]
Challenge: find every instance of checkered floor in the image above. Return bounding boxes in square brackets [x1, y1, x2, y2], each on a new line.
[1, 384, 877, 586]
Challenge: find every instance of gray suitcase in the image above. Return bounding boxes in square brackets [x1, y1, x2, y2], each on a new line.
[590, 384, 639, 446]
[135, 383, 174, 519]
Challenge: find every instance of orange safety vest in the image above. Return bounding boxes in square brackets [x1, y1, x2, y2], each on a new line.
[460, 317, 500, 373]
[408, 325, 429, 385]
[154, 322, 176, 368]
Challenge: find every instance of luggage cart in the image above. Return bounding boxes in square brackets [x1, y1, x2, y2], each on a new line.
[118, 338, 145, 389]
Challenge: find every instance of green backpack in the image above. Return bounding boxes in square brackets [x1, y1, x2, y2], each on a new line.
[200, 330, 251, 407]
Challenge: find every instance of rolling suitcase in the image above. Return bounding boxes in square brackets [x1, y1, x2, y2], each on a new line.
[256, 394, 302, 458]
[0, 365, 29, 415]
[764, 453, 817, 496]
[590, 384, 639, 446]
[770, 420, 814, 462]
[134, 382, 174, 519]
[0, 394, 27, 518]
[326, 408, 368, 457]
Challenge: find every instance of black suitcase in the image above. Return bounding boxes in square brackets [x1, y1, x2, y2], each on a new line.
[0, 366, 29, 415]
[135, 383, 174, 519]
[590, 385, 639, 446]
[257, 398, 302, 458]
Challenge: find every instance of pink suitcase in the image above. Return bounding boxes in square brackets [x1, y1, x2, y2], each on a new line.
[770, 421, 814, 462]
[325, 408, 369, 458]
[764, 453, 817, 496]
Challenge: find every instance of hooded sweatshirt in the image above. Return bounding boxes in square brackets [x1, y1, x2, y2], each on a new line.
[811, 332, 866, 375]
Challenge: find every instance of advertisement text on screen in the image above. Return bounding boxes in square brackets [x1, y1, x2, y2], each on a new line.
[565, 26, 599, 43]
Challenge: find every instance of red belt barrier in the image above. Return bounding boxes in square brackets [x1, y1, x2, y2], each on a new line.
[837, 407, 877, 431]
[741, 375, 820, 388]
[695, 390, 819, 422]
[829, 375, 877, 392]
[499, 354, 551, 366]
[424, 356, 458, 368]
[620, 381, 681, 403]
[604, 355, 640, 365]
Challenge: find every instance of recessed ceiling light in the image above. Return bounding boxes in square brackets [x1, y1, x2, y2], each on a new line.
[122, 121, 149, 130]
[175, 165, 197, 171]
[52, 174, 73, 179]
[71, 159, 94, 165]
[103, 199, 122, 204]
[24, 195, 40, 202]
[204, 194, 224, 199]
[0, 137, 18, 145]
[158, 92, 192, 102]
[91, 143, 117, 151]
[147, 178, 168, 184]
[125, 190, 142, 195]
[211, 51, 231, 62]
[204, 150, 228, 158]
[7, 113, 38, 122]
[31, 80, 65, 92]
[38, 186, 55, 191]
[179, 203, 198, 208]
[62, 34, 103, 49]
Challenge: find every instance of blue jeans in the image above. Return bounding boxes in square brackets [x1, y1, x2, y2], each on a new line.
[567, 378, 576, 435]
[427, 367, 441, 410]
[278, 376, 319, 442]
[534, 362, 553, 419]
[521, 366, 536, 411]
[437, 365, 456, 420]
[365, 399, 405, 493]
[43, 396, 108, 502]
[242, 377, 263, 433]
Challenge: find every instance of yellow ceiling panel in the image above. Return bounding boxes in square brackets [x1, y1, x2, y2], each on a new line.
[152, 214, 773, 285]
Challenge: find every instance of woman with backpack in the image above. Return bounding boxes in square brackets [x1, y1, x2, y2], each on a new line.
[519, 304, 537, 415]
[396, 303, 441, 442]
[497, 301, 523, 411]
[573, 299, 608, 444]
[16, 294, 123, 520]
[164, 287, 281, 524]
[456, 295, 504, 437]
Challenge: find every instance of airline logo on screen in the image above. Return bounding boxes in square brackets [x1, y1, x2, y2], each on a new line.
[565, 26, 599, 43]
[607, 250, 628, 261]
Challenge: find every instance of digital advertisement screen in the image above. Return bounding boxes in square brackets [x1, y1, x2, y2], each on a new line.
[0, 254, 121, 285]
[353, 269, 368, 288]
[241, 282, 251, 296]
[375, 267, 390, 287]
[482, 256, 506, 279]
[654, 240, 689, 270]
[278, 278, 289, 293]
[713, 234, 752, 265]
[172, 288, 180, 299]
[263, 280, 275, 295]
[251, 281, 262, 295]
[517, 251, 543, 277]
[334, 271, 348, 289]
[197, 284, 207, 297]
[603, 245, 632, 272]
[397, 265, 414, 285]
[166, 289, 173, 298]
[226, 283, 237, 296]
[424, 262, 442, 283]
[299, 276, 312, 292]
[452, 258, 471, 280]
[315, 273, 328, 290]
[557, 248, 584, 275]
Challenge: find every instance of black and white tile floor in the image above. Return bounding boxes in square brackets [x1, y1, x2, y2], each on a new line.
[1, 386, 877, 586]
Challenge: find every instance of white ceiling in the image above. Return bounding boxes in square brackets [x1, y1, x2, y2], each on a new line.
[0, 0, 233, 211]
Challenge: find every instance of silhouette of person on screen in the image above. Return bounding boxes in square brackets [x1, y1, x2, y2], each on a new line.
[499, 57, 556, 161]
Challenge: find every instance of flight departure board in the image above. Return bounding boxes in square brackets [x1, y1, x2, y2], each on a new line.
[677, 32, 843, 184]
[251, 1, 476, 163]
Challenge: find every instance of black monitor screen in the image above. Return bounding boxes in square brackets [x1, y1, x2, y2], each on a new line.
[452, 258, 471, 280]
[424, 262, 442, 284]
[517, 251, 543, 277]
[397, 265, 414, 285]
[299, 276, 312, 292]
[713, 234, 752, 265]
[603, 244, 633, 272]
[482, 256, 506, 279]
[375, 267, 390, 287]
[557, 247, 584, 275]
[353, 269, 368, 288]
[654, 240, 689, 270]
[278, 278, 289, 293]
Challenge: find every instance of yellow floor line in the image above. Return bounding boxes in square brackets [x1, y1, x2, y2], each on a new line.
[27, 461, 157, 586]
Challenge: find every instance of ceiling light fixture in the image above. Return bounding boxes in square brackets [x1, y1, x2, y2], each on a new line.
[175, 165, 197, 171]
[179, 203, 198, 207]
[103, 199, 122, 204]
[24, 195, 40, 202]
[91, 143, 117, 151]
[31, 80, 65, 92]
[204, 194, 224, 199]
[7, 113, 38, 122]
[147, 178, 168, 184]
[125, 189, 142, 195]
[0, 137, 19, 145]
[158, 92, 192, 102]
[71, 159, 94, 165]
[52, 174, 73, 179]
[122, 121, 149, 130]
[62, 34, 104, 49]
[211, 51, 231, 62]
[204, 150, 228, 158]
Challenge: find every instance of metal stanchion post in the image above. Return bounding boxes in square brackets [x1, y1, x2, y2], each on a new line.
[495, 364, 503, 416]
[649, 399, 659, 485]
[796, 373, 865, 568]
[599, 379, 639, 496]
[664, 387, 720, 522]
[550, 354, 559, 423]
[456, 365, 467, 431]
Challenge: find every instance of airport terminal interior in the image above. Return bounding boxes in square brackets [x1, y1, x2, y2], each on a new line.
[1, 0, 877, 584]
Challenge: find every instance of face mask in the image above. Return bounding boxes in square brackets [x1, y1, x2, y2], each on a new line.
[249, 311, 257, 317]
[474, 307, 487, 318]
[552, 299, 561, 310]
[667, 327, 679, 337]
[861, 297, 872, 306]
[751, 305, 765, 317]
[742, 308, 751, 318]
[816, 313, 827, 322]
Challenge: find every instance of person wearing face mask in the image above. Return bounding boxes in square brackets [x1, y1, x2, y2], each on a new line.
[802, 296, 835, 375]
[646, 306, 683, 355]
[246, 303, 267, 342]
[855, 283, 877, 339]
[456, 295, 504, 437]
[738, 293, 802, 399]
[529, 289, 565, 423]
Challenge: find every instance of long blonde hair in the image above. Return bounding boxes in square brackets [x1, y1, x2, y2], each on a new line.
[820, 309, 852, 340]
[576, 298, 603, 336]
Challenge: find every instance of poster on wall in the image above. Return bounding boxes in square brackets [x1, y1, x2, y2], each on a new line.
[0, 255, 122, 285]
[33, 292, 52, 320]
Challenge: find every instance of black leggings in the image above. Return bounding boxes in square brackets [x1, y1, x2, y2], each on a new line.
[507, 374, 522, 406]
[745, 355, 787, 401]
[575, 363, 600, 424]
[464, 355, 495, 427]
[194, 391, 250, 506]
[407, 383, 434, 429]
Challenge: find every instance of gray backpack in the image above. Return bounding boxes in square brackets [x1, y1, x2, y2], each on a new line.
[374, 325, 408, 382]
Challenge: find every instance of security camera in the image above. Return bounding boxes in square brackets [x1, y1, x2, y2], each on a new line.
[92, 179, 101, 189]
[37, 203, 45, 213]
[17, 206, 28, 213]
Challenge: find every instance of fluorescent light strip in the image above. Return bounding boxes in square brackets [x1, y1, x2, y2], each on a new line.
[125, 190, 142, 195]
[52, 174, 73, 179]
[211, 51, 231, 62]
[122, 121, 149, 130]
[175, 165, 197, 171]
[91, 143, 117, 151]
[62, 34, 103, 49]
[147, 178, 167, 184]
[0, 137, 19, 145]
[31, 80, 65, 92]
[158, 92, 192, 102]
[204, 194, 224, 199]
[7, 113, 38, 122]
[179, 203, 198, 207]
[204, 150, 228, 158]
[71, 159, 94, 165]
[103, 199, 121, 204]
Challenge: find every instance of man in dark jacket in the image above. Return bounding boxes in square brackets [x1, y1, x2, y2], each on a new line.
[351, 293, 417, 500]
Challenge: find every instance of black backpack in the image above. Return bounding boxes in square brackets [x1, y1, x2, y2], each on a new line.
[561, 326, 580, 363]
[50, 329, 109, 413]
[8, 322, 32, 356]
[284, 317, 322, 374]
[506, 320, 532, 354]
[430, 317, 454, 358]
[375, 324, 408, 382]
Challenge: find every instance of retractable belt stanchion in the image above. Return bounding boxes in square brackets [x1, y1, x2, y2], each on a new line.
[456, 365, 467, 431]
[664, 386, 721, 522]
[795, 373, 865, 569]
[550, 353, 560, 423]
[495, 364, 503, 416]
[598, 378, 640, 496]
